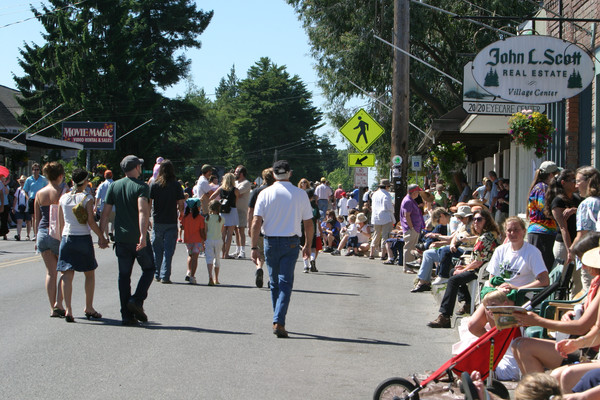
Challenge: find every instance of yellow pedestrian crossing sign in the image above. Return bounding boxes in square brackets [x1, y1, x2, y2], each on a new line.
[348, 153, 376, 167]
[339, 109, 385, 152]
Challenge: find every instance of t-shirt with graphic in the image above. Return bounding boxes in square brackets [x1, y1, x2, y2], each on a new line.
[486, 241, 547, 288]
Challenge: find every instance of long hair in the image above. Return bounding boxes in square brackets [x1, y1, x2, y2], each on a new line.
[544, 169, 575, 217]
[576, 166, 600, 198]
[155, 159, 176, 187]
[221, 172, 235, 191]
[473, 209, 500, 236]
[528, 169, 552, 196]
[206, 199, 222, 222]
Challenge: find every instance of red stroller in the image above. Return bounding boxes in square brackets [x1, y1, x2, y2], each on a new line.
[374, 274, 570, 400]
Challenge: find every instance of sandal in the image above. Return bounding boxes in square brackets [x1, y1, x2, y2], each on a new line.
[51, 307, 66, 318]
[383, 260, 395, 265]
[85, 311, 102, 320]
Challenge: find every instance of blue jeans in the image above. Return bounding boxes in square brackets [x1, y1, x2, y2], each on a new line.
[438, 246, 464, 278]
[417, 248, 441, 281]
[115, 242, 155, 320]
[264, 236, 301, 326]
[152, 223, 178, 281]
[317, 199, 328, 219]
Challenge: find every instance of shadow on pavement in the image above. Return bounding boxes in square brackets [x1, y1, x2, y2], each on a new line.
[288, 331, 409, 346]
[314, 271, 370, 279]
[79, 318, 252, 335]
[292, 288, 359, 296]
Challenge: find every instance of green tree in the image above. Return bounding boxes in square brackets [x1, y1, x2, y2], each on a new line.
[286, 0, 536, 174]
[14, 0, 213, 172]
[227, 57, 329, 179]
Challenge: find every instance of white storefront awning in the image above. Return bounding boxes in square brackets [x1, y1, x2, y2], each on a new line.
[459, 114, 510, 135]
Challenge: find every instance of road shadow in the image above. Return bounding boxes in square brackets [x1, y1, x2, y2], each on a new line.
[288, 331, 408, 347]
[78, 317, 252, 335]
[315, 271, 370, 279]
[292, 288, 359, 296]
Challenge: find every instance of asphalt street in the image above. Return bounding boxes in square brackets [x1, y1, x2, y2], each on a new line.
[0, 236, 459, 399]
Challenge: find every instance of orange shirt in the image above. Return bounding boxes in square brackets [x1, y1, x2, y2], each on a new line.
[182, 213, 205, 243]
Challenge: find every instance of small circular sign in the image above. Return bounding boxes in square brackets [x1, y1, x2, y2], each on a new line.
[392, 155, 402, 165]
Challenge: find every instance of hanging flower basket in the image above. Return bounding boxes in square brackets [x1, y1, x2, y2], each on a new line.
[508, 110, 554, 158]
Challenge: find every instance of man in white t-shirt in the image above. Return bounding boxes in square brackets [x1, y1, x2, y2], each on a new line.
[314, 178, 332, 219]
[251, 160, 313, 338]
[233, 165, 252, 258]
[194, 164, 213, 215]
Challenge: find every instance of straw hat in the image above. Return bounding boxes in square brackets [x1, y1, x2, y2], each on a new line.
[582, 247, 600, 269]
[420, 191, 434, 203]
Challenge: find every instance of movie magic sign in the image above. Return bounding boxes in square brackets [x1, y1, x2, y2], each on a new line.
[62, 122, 116, 150]
[472, 36, 595, 104]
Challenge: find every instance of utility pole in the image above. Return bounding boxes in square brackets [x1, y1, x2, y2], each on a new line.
[392, 0, 410, 220]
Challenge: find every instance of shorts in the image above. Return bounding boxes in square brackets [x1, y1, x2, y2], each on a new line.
[57, 235, 98, 272]
[347, 236, 359, 248]
[237, 207, 248, 227]
[36, 228, 60, 255]
[205, 239, 222, 266]
[14, 211, 32, 221]
[186, 242, 203, 255]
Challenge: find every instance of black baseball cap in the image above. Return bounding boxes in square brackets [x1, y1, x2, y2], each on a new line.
[120, 155, 144, 172]
[273, 160, 291, 175]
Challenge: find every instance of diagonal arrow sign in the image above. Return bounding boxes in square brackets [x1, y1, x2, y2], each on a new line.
[355, 155, 368, 166]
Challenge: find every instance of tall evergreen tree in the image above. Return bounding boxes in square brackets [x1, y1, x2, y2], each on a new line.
[14, 0, 213, 170]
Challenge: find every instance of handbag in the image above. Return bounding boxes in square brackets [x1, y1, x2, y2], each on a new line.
[72, 193, 90, 224]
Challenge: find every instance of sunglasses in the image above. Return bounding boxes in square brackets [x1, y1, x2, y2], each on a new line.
[473, 217, 484, 222]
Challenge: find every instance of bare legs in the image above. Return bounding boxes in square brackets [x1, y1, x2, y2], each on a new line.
[222, 225, 234, 258]
[512, 337, 564, 374]
[187, 253, 199, 279]
[42, 250, 63, 314]
[60, 269, 98, 319]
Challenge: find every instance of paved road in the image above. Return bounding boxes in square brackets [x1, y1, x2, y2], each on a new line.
[0, 237, 458, 399]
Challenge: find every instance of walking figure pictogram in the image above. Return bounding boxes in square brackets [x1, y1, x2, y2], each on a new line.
[354, 116, 369, 144]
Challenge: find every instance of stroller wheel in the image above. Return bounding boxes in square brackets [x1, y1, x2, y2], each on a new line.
[460, 372, 480, 400]
[373, 377, 418, 400]
[488, 379, 510, 399]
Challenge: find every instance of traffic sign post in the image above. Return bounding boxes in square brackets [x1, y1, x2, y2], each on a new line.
[348, 153, 376, 168]
[339, 109, 385, 153]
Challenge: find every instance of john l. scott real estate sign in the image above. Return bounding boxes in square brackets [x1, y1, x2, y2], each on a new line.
[62, 122, 116, 150]
[472, 35, 595, 104]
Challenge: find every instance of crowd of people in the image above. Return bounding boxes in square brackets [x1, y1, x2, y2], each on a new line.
[7, 154, 600, 396]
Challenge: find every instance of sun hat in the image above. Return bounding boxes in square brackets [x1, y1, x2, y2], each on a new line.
[379, 178, 391, 188]
[356, 213, 368, 223]
[454, 205, 473, 217]
[420, 191, 434, 203]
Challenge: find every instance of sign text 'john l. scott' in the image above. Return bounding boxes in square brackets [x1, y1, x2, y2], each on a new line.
[472, 36, 594, 104]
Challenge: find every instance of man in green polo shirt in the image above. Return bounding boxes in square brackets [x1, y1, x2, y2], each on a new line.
[100, 155, 155, 326]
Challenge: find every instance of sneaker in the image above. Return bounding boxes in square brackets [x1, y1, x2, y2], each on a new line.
[161, 279, 172, 284]
[230, 250, 240, 258]
[238, 250, 246, 259]
[323, 247, 333, 253]
[255, 268, 264, 288]
[303, 267, 309, 273]
[185, 275, 190, 282]
[331, 249, 341, 256]
[189, 276, 197, 285]
[310, 260, 318, 272]
[432, 276, 449, 285]
[14, 235, 20, 241]
[108, 233, 114, 242]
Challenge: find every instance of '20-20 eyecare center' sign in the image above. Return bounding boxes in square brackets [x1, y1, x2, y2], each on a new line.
[472, 36, 595, 104]
[62, 122, 116, 150]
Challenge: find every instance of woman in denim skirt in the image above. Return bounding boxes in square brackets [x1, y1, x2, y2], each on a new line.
[57, 169, 108, 323]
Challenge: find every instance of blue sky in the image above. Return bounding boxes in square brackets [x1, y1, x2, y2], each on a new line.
[0, 1, 376, 179]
